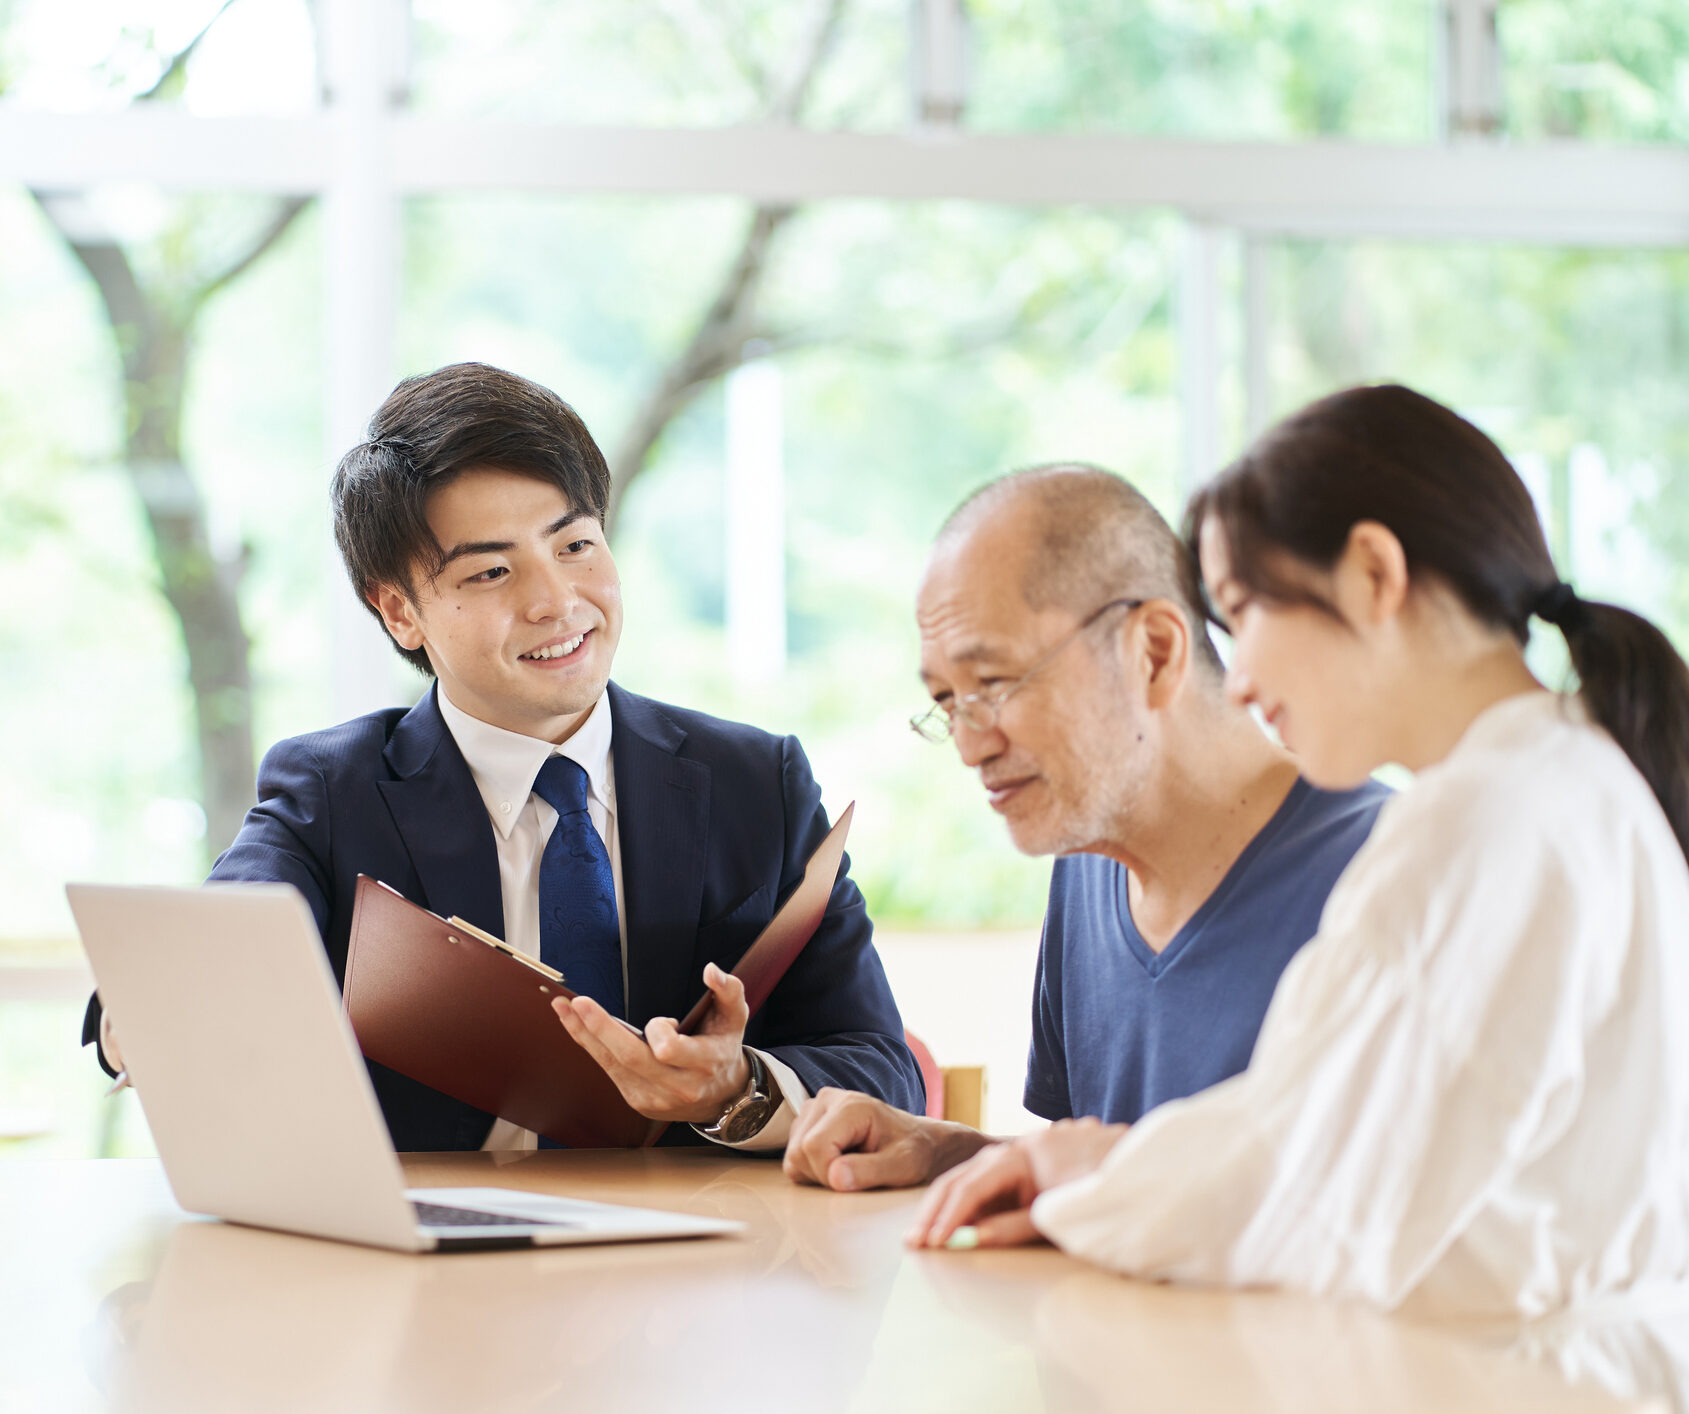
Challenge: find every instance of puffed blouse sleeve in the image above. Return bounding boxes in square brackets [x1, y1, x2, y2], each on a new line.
[1030, 777, 1596, 1310]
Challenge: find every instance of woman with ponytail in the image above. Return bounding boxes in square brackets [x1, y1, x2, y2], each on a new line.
[907, 385, 1689, 1319]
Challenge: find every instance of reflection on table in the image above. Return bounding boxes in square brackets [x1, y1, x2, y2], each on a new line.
[0, 1150, 1667, 1413]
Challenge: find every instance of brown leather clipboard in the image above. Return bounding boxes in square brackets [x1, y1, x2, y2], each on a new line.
[675, 802, 854, 1034]
[341, 802, 854, 1148]
[344, 878, 657, 1148]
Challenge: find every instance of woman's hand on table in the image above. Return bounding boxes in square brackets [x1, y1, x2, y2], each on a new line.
[905, 1117, 1129, 1251]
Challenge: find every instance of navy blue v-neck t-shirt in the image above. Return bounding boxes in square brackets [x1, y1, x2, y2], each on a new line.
[1024, 777, 1390, 1125]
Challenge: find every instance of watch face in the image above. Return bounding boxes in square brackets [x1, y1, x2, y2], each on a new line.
[704, 1049, 779, 1143]
[717, 1095, 780, 1145]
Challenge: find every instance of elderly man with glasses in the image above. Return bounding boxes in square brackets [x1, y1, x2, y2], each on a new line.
[783, 463, 1390, 1193]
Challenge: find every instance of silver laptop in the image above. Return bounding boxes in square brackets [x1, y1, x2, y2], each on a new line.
[66, 881, 744, 1252]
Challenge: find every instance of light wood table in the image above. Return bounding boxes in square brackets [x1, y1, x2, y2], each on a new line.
[0, 1151, 1668, 1414]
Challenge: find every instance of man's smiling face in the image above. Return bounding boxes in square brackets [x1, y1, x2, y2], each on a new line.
[370, 464, 623, 744]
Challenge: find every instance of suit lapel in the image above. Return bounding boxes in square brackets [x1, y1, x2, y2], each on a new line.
[376, 685, 505, 939]
[609, 683, 710, 1025]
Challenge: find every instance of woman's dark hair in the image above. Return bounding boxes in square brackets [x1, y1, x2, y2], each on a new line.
[331, 362, 612, 676]
[1184, 382, 1689, 864]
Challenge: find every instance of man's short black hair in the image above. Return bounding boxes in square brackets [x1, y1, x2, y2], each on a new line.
[331, 362, 612, 676]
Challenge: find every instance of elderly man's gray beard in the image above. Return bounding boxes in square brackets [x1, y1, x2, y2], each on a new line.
[1006, 701, 1156, 861]
[1039, 749, 1152, 860]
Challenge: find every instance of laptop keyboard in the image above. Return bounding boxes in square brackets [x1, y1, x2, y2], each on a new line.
[412, 1200, 576, 1229]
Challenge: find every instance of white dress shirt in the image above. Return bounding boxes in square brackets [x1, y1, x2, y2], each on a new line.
[1032, 692, 1689, 1319]
[435, 688, 805, 1152]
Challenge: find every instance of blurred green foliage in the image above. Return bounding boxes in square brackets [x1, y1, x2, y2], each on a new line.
[1502, 0, 1689, 141]
[2, 0, 1688, 947]
[1269, 240, 1689, 645]
[966, 0, 1432, 138]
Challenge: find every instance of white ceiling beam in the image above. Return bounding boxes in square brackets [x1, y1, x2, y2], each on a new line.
[390, 125, 1689, 245]
[4, 110, 1687, 245]
[5, 110, 335, 193]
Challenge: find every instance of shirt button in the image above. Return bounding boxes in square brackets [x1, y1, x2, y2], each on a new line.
[499, 801, 511, 814]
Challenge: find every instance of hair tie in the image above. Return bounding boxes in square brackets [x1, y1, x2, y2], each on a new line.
[1533, 580, 1580, 626]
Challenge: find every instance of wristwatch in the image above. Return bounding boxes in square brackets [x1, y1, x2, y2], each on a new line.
[698, 1047, 783, 1144]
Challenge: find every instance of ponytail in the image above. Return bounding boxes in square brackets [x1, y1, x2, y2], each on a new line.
[1539, 585, 1689, 863]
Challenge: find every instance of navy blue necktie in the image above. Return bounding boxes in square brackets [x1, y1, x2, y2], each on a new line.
[531, 754, 625, 1020]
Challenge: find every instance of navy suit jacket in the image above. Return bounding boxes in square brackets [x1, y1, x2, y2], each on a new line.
[91, 682, 922, 1150]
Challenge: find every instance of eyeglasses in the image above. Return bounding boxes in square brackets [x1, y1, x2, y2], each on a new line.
[909, 597, 1145, 743]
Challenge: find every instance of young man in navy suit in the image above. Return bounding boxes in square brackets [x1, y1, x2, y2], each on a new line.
[88, 362, 921, 1151]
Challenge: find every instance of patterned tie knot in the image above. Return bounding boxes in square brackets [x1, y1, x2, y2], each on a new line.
[532, 753, 591, 818]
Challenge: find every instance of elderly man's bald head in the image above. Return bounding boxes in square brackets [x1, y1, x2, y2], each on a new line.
[934, 463, 1223, 673]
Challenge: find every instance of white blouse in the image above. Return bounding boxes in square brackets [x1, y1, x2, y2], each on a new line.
[1032, 691, 1689, 1318]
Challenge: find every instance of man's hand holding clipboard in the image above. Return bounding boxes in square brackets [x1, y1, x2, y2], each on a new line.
[551, 802, 855, 1130]
[342, 803, 854, 1148]
[552, 961, 755, 1125]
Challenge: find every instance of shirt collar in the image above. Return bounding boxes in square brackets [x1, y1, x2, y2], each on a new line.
[436, 686, 616, 840]
[1439, 688, 1578, 772]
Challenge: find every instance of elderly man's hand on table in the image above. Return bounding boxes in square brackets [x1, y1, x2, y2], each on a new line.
[552, 962, 752, 1125]
[783, 1088, 993, 1191]
[905, 1116, 1130, 1250]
